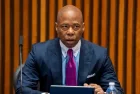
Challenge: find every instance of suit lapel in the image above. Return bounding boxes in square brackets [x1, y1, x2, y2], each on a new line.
[49, 38, 97, 85]
[49, 38, 62, 85]
[78, 39, 96, 85]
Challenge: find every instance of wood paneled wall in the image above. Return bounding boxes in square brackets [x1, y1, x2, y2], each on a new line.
[0, 0, 140, 94]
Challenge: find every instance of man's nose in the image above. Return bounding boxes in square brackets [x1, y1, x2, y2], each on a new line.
[67, 27, 74, 35]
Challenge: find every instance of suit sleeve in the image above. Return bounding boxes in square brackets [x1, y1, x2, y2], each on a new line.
[99, 49, 124, 94]
[16, 45, 42, 94]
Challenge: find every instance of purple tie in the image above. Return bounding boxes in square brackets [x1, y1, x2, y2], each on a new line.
[65, 49, 77, 86]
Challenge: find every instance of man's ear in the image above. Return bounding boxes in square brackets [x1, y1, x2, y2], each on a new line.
[55, 22, 58, 32]
[82, 23, 85, 32]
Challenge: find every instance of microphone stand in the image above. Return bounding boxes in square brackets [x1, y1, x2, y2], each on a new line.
[19, 36, 23, 94]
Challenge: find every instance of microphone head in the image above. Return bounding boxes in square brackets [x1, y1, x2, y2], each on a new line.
[19, 36, 23, 46]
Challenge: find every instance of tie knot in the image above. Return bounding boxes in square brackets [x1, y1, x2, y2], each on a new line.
[67, 49, 73, 57]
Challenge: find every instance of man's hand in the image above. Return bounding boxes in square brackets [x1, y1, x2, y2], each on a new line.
[84, 83, 105, 94]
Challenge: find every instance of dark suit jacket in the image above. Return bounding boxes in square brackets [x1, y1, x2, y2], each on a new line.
[16, 38, 124, 94]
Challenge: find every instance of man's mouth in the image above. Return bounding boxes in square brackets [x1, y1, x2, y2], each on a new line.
[66, 40, 75, 43]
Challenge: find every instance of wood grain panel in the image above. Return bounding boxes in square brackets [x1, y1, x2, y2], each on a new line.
[75, 0, 82, 10]
[0, 0, 4, 93]
[101, 0, 107, 47]
[49, 0, 55, 39]
[4, 0, 10, 93]
[0, 0, 2, 92]
[67, 0, 73, 4]
[32, 0, 37, 44]
[126, 0, 133, 93]
[58, 0, 63, 11]
[40, 0, 46, 42]
[109, 0, 116, 66]
[23, 0, 29, 63]
[92, 0, 99, 44]
[136, 0, 140, 93]
[0, 0, 140, 94]
[118, 0, 125, 87]
[13, 0, 20, 93]
[84, 0, 90, 40]
[13, 0, 20, 72]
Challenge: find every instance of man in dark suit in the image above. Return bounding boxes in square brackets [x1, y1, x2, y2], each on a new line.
[16, 5, 124, 94]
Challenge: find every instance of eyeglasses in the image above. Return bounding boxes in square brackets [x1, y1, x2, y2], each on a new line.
[59, 24, 82, 31]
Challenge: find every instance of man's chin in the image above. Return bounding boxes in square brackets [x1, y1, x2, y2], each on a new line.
[65, 41, 76, 48]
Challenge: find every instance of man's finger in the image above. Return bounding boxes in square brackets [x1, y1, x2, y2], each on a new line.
[84, 83, 88, 86]
[89, 84, 100, 89]
[89, 84, 104, 94]
[95, 88, 102, 92]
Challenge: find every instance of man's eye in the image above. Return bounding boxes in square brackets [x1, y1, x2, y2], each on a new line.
[74, 25, 80, 28]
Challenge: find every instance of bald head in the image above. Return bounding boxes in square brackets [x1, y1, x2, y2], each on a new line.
[55, 5, 85, 48]
[57, 5, 83, 23]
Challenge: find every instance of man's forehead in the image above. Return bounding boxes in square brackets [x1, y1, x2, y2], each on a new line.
[57, 14, 83, 24]
[58, 20, 82, 24]
[57, 5, 83, 23]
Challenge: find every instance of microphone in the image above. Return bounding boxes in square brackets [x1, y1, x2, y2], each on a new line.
[19, 36, 23, 94]
[19, 36, 23, 46]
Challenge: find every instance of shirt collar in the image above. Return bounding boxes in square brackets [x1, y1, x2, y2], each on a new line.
[60, 40, 81, 58]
